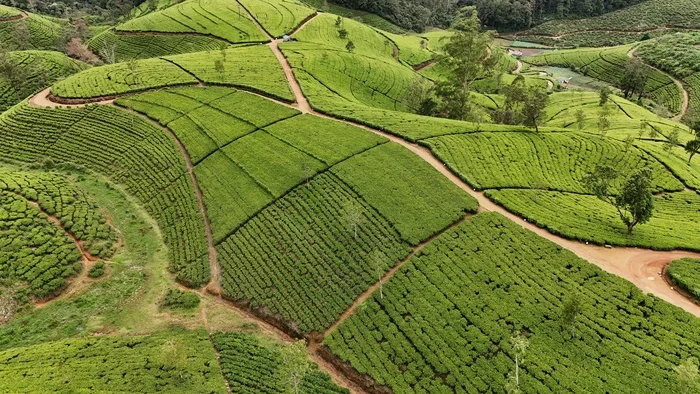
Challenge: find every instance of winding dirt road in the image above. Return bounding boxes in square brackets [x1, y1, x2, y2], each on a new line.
[627, 46, 689, 120]
[0, 10, 27, 22]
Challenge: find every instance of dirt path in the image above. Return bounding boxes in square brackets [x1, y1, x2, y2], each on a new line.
[627, 47, 689, 120]
[25, 199, 109, 308]
[323, 215, 474, 338]
[413, 59, 436, 72]
[513, 60, 523, 74]
[0, 10, 27, 22]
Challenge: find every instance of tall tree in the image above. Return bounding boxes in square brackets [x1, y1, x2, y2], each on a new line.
[583, 166, 654, 235]
[619, 58, 649, 100]
[597, 103, 612, 138]
[599, 86, 611, 106]
[344, 201, 364, 242]
[510, 332, 530, 389]
[561, 295, 583, 339]
[664, 127, 681, 156]
[575, 108, 586, 131]
[685, 124, 700, 164]
[434, 6, 498, 121]
[280, 340, 310, 394]
[676, 357, 699, 394]
[522, 85, 549, 132]
[370, 249, 387, 299]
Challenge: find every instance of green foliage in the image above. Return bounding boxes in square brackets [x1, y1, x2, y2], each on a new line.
[238, 0, 316, 38]
[324, 212, 700, 393]
[0, 12, 61, 51]
[87, 29, 228, 60]
[282, 41, 423, 112]
[0, 5, 21, 19]
[636, 33, 700, 79]
[117, 0, 267, 44]
[667, 258, 700, 300]
[520, 0, 700, 47]
[213, 332, 348, 393]
[218, 172, 411, 333]
[423, 132, 682, 193]
[0, 50, 89, 112]
[87, 260, 105, 278]
[164, 45, 294, 101]
[0, 329, 226, 392]
[0, 169, 116, 298]
[51, 57, 197, 99]
[433, 7, 498, 121]
[161, 288, 200, 309]
[0, 103, 210, 286]
[486, 189, 700, 250]
[331, 143, 478, 245]
[526, 44, 680, 113]
[292, 13, 394, 59]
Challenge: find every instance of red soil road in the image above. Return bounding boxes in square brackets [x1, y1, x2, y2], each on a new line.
[627, 46, 689, 120]
[0, 10, 27, 22]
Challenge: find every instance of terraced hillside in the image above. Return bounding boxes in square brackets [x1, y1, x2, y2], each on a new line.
[509, 0, 700, 47]
[0, 13, 60, 51]
[525, 44, 684, 115]
[0, 51, 89, 112]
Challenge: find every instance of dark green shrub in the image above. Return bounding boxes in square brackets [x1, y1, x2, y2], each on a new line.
[87, 261, 105, 278]
[161, 289, 200, 310]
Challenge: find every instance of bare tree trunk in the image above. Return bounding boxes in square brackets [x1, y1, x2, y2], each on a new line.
[379, 274, 383, 299]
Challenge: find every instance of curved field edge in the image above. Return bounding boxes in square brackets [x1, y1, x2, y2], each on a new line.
[320, 212, 700, 394]
[667, 258, 700, 300]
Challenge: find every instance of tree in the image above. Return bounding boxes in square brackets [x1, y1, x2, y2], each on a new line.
[11, 22, 31, 50]
[344, 201, 363, 241]
[99, 44, 117, 64]
[214, 59, 225, 74]
[675, 357, 699, 394]
[619, 58, 649, 100]
[403, 79, 433, 114]
[623, 135, 635, 155]
[522, 85, 549, 132]
[684, 125, 700, 164]
[338, 28, 348, 39]
[583, 166, 654, 235]
[300, 158, 313, 187]
[597, 103, 612, 138]
[664, 127, 681, 156]
[370, 249, 387, 299]
[434, 6, 498, 121]
[0, 290, 17, 324]
[510, 332, 529, 389]
[163, 339, 189, 381]
[575, 108, 586, 131]
[280, 340, 310, 394]
[65, 37, 100, 64]
[561, 295, 582, 339]
[335, 16, 343, 27]
[685, 139, 700, 164]
[345, 40, 355, 53]
[599, 86, 611, 106]
[638, 119, 649, 139]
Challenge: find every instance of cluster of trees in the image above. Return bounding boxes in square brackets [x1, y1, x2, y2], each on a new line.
[0, 0, 136, 21]
[415, 7, 549, 130]
[327, 0, 645, 31]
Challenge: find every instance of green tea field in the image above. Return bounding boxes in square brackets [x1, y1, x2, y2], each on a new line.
[0, 0, 698, 392]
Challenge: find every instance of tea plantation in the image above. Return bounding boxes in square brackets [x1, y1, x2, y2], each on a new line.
[325, 213, 700, 393]
[0, 0, 699, 392]
[667, 258, 700, 300]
